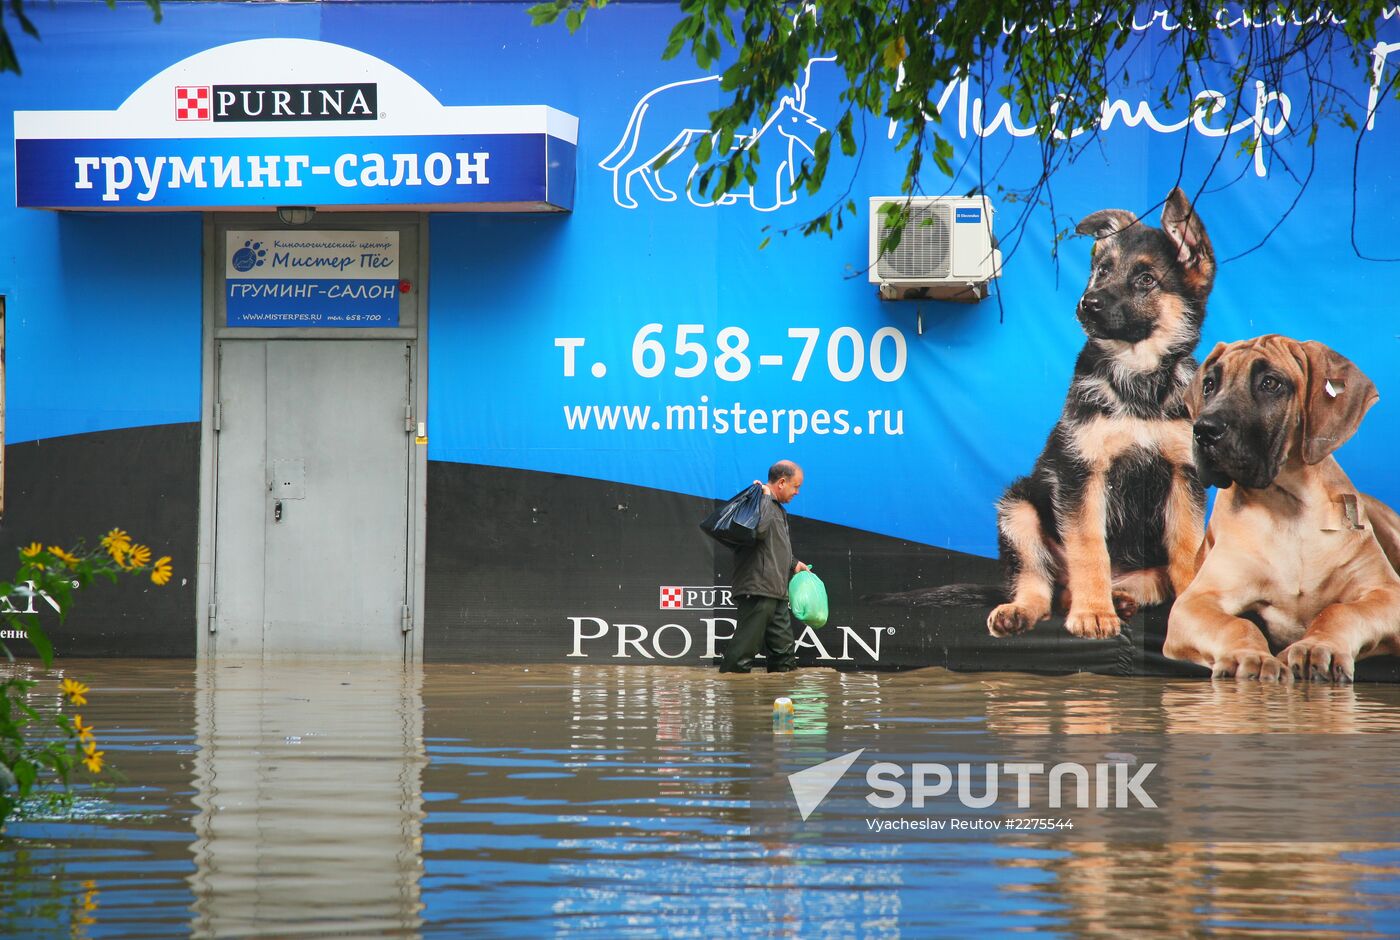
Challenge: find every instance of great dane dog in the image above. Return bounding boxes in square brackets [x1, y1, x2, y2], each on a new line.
[1165, 335, 1400, 682]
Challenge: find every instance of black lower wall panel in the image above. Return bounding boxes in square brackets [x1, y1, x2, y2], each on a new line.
[0, 424, 199, 658]
[426, 462, 1155, 675]
[6, 441, 1393, 682]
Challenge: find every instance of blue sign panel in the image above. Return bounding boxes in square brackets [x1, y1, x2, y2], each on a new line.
[15, 135, 562, 209]
[225, 278, 400, 327]
[13, 38, 578, 211]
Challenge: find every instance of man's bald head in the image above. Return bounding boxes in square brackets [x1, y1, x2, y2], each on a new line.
[767, 460, 804, 504]
[768, 460, 801, 484]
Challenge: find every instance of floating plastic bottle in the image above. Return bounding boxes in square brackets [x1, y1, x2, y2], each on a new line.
[773, 696, 795, 734]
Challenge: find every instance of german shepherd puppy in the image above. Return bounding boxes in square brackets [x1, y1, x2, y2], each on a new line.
[873, 188, 1215, 638]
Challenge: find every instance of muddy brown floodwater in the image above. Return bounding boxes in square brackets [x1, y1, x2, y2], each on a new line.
[4, 658, 1400, 937]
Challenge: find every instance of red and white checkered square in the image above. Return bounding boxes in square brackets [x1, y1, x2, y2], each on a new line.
[659, 586, 684, 609]
[175, 86, 211, 121]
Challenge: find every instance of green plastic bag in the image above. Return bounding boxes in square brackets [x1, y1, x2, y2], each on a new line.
[788, 570, 829, 628]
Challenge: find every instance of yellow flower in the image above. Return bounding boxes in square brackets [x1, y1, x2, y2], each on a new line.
[102, 528, 133, 566]
[126, 544, 151, 569]
[101, 528, 132, 561]
[20, 542, 43, 559]
[71, 714, 95, 742]
[48, 546, 79, 567]
[151, 556, 173, 586]
[60, 678, 90, 706]
[82, 747, 104, 774]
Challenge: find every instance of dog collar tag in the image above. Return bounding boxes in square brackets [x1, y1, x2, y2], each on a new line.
[1341, 493, 1365, 530]
[1325, 379, 1341, 398]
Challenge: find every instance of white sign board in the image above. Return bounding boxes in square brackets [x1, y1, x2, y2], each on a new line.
[225, 230, 401, 327]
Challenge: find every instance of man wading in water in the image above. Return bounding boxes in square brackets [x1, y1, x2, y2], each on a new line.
[720, 460, 810, 674]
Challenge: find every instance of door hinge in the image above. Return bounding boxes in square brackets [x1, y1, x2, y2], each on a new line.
[213, 402, 222, 432]
[404, 403, 413, 433]
[401, 605, 412, 633]
[208, 603, 218, 633]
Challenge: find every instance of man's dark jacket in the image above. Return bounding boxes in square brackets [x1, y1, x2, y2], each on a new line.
[732, 496, 794, 599]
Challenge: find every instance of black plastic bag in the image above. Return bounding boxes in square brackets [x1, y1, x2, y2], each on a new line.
[699, 483, 765, 550]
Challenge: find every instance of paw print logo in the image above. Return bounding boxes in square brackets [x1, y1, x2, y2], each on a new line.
[231, 240, 267, 273]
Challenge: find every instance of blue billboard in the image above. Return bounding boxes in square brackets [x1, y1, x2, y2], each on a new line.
[0, 3, 1396, 670]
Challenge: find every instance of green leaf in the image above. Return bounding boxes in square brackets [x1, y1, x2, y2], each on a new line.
[527, 3, 561, 26]
[932, 136, 954, 177]
[26, 627, 53, 669]
[662, 30, 687, 60]
[704, 30, 721, 64]
[13, 760, 37, 796]
[837, 113, 856, 156]
[882, 36, 906, 70]
[718, 15, 735, 46]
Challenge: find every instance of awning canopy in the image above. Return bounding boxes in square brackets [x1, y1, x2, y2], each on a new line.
[14, 39, 576, 213]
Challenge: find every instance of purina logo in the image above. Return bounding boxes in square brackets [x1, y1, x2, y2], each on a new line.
[659, 586, 735, 610]
[176, 86, 211, 121]
[177, 83, 378, 123]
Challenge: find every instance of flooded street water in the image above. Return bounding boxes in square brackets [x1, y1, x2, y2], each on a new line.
[4, 659, 1400, 937]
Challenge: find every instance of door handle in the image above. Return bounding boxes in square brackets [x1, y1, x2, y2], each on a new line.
[274, 500, 283, 523]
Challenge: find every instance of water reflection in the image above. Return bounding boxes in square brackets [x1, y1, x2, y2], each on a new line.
[2, 660, 1399, 936]
[975, 676, 1400, 938]
[418, 666, 1400, 936]
[188, 659, 426, 937]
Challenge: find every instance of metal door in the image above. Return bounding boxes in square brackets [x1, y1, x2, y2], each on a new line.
[212, 339, 412, 656]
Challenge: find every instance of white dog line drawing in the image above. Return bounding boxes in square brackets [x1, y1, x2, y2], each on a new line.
[599, 57, 834, 212]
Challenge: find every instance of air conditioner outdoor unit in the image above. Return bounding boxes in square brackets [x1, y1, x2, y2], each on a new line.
[868, 195, 1002, 302]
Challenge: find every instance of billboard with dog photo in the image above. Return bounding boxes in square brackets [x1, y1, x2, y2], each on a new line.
[416, 4, 1400, 679]
[0, 3, 1396, 672]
